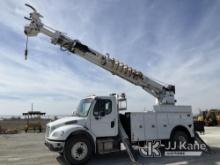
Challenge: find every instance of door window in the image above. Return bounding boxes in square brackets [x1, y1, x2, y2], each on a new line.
[93, 99, 112, 116]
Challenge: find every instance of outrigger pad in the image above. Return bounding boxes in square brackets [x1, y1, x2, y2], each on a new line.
[195, 132, 211, 152]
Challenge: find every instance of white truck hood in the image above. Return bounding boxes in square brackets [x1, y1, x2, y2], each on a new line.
[47, 116, 86, 128]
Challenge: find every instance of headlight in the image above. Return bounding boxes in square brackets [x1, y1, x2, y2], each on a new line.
[52, 130, 65, 137]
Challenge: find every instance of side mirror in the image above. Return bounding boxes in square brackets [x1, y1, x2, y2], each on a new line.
[94, 111, 101, 120]
[100, 110, 105, 117]
[94, 111, 99, 116]
[72, 111, 76, 116]
[93, 109, 105, 120]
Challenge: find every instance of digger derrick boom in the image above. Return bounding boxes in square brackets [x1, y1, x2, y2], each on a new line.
[24, 4, 176, 105]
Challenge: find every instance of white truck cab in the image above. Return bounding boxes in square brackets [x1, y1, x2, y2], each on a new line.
[45, 95, 118, 144]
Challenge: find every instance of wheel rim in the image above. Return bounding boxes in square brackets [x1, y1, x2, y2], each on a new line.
[71, 142, 88, 161]
[178, 135, 187, 143]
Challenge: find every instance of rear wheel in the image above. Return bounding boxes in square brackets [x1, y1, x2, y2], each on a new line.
[64, 135, 92, 165]
[171, 130, 189, 149]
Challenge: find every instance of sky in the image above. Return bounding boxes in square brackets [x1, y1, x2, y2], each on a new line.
[0, 0, 220, 115]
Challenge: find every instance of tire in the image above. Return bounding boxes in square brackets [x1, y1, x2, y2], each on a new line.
[64, 135, 92, 165]
[171, 130, 189, 149]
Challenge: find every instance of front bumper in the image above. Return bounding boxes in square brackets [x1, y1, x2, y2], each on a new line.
[45, 139, 65, 152]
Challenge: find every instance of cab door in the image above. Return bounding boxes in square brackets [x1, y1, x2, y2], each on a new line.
[90, 97, 118, 137]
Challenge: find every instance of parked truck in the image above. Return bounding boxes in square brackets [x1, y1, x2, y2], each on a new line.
[24, 4, 196, 165]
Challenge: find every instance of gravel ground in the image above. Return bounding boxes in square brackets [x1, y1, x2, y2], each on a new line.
[0, 127, 220, 165]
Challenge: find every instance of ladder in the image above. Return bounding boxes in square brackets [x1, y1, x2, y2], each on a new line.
[118, 119, 138, 163]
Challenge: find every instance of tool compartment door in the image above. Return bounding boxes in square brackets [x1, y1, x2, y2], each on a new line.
[130, 113, 145, 141]
[143, 112, 157, 140]
[156, 112, 169, 139]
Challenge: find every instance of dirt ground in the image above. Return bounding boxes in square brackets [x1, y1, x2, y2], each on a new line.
[0, 118, 50, 131]
[0, 127, 220, 165]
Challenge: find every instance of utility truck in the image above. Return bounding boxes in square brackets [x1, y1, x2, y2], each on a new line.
[24, 4, 196, 165]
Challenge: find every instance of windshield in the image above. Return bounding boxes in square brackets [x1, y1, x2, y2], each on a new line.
[75, 98, 93, 117]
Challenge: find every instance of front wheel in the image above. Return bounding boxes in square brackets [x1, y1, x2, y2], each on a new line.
[64, 135, 92, 165]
